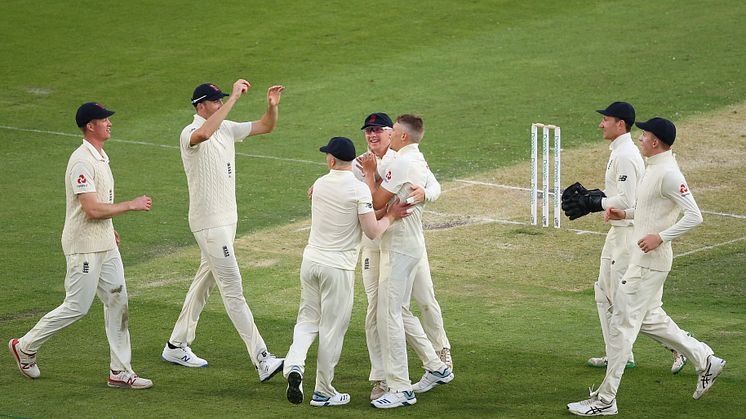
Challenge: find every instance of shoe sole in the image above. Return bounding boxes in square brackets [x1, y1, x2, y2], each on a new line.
[693, 359, 726, 400]
[310, 398, 350, 407]
[585, 362, 636, 369]
[8, 339, 38, 379]
[261, 360, 284, 382]
[287, 372, 303, 404]
[371, 398, 417, 409]
[161, 355, 208, 368]
[107, 380, 153, 390]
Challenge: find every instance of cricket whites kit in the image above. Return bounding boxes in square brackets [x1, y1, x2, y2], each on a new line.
[353, 148, 452, 388]
[595, 132, 645, 364]
[167, 115, 282, 377]
[283, 168, 373, 405]
[373, 143, 453, 408]
[594, 150, 724, 407]
[16, 140, 138, 377]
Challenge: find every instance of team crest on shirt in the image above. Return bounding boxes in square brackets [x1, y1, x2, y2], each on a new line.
[680, 183, 689, 195]
[385, 169, 392, 181]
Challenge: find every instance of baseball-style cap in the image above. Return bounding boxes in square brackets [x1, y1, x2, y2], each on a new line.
[596, 101, 635, 125]
[320, 137, 356, 161]
[361, 112, 393, 130]
[76, 102, 115, 127]
[191, 83, 229, 105]
[635, 117, 676, 146]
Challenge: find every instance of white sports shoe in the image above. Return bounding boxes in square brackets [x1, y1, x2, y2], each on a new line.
[108, 370, 153, 389]
[161, 343, 208, 368]
[412, 367, 454, 393]
[371, 390, 417, 409]
[9, 338, 40, 379]
[286, 369, 303, 404]
[310, 391, 350, 407]
[567, 394, 618, 416]
[671, 350, 687, 374]
[370, 380, 387, 401]
[586, 356, 636, 369]
[693, 354, 726, 399]
[439, 347, 453, 371]
[257, 352, 284, 382]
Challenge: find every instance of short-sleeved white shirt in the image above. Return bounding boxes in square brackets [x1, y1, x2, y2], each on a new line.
[180, 115, 252, 232]
[379, 143, 429, 258]
[303, 169, 374, 270]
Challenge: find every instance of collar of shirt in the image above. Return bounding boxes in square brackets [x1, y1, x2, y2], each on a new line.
[193, 114, 206, 124]
[329, 169, 355, 177]
[646, 149, 674, 165]
[82, 139, 109, 163]
[608, 132, 633, 151]
[396, 143, 420, 155]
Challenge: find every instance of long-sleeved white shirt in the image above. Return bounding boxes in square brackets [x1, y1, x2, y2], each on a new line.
[601, 133, 645, 227]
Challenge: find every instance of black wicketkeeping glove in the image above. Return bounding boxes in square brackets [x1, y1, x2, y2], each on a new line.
[562, 184, 606, 220]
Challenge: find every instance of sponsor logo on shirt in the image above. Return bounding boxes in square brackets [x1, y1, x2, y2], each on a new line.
[680, 183, 690, 195]
[618, 175, 627, 182]
[385, 169, 392, 181]
[77, 175, 87, 184]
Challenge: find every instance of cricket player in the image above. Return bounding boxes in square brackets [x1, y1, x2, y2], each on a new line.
[562, 102, 686, 373]
[283, 137, 411, 407]
[567, 117, 726, 416]
[353, 112, 452, 401]
[362, 115, 454, 409]
[9, 102, 153, 389]
[161, 80, 285, 382]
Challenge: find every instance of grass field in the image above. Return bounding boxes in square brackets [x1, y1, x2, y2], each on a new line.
[1, 0, 745, 417]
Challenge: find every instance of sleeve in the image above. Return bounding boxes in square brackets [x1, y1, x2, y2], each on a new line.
[69, 161, 96, 194]
[424, 169, 441, 202]
[658, 170, 703, 242]
[180, 125, 199, 152]
[225, 120, 252, 142]
[357, 182, 374, 215]
[380, 159, 407, 194]
[602, 156, 639, 210]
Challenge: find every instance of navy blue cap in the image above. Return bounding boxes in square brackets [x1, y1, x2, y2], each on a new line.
[636, 117, 676, 146]
[596, 101, 635, 126]
[192, 83, 229, 106]
[320, 137, 356, 161]
[76, 102, 115, 127]
[361, 112, 393, 129]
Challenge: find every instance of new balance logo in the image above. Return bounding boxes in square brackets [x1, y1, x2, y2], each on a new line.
[83, 262, 89, 273]
[227, 162, 232, 177]
[364, 258, 370, 270]
[223, 246, 230, 257]
[618, 175, 627, 181]
[181, 355, 190, 362]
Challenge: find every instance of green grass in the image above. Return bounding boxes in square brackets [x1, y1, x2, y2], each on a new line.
[1, 0, 745, 417]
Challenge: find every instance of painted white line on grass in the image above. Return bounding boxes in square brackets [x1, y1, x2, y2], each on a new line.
[674, 236, 746, 259]
[454, 179, 746, 220]
[0, 124, 325, 166]
[423, 210, 607, 236]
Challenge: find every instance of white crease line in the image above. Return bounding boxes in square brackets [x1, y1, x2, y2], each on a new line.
[454, 179, 746, 220]
[423, 210, 606, 236]
[0, 124, 325, 166]
[674, 237, 746, 258]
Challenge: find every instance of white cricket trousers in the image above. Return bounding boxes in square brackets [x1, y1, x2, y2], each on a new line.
[378, 250, 446, 392]
[20, 248, 133, 372]
[597, 265, 714, 403]
[283, 259, 354, 397]
[363, 246, 449, 382]
[169, 224, 267, 365]
[595, 225, 634, 359]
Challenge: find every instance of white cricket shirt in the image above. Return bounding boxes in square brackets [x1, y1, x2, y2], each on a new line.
[303, 170, 374, 270]
[180, 115, 252, 232]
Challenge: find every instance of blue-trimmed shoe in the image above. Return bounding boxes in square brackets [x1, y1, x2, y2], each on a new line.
[310, 391, 350, 407]
[371, 390, 416, 409]
[412, 367, 454, 393]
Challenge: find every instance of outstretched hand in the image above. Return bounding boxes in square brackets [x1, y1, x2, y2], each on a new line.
[232, 79, 251, 98]
[267, 85, 285, 106]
